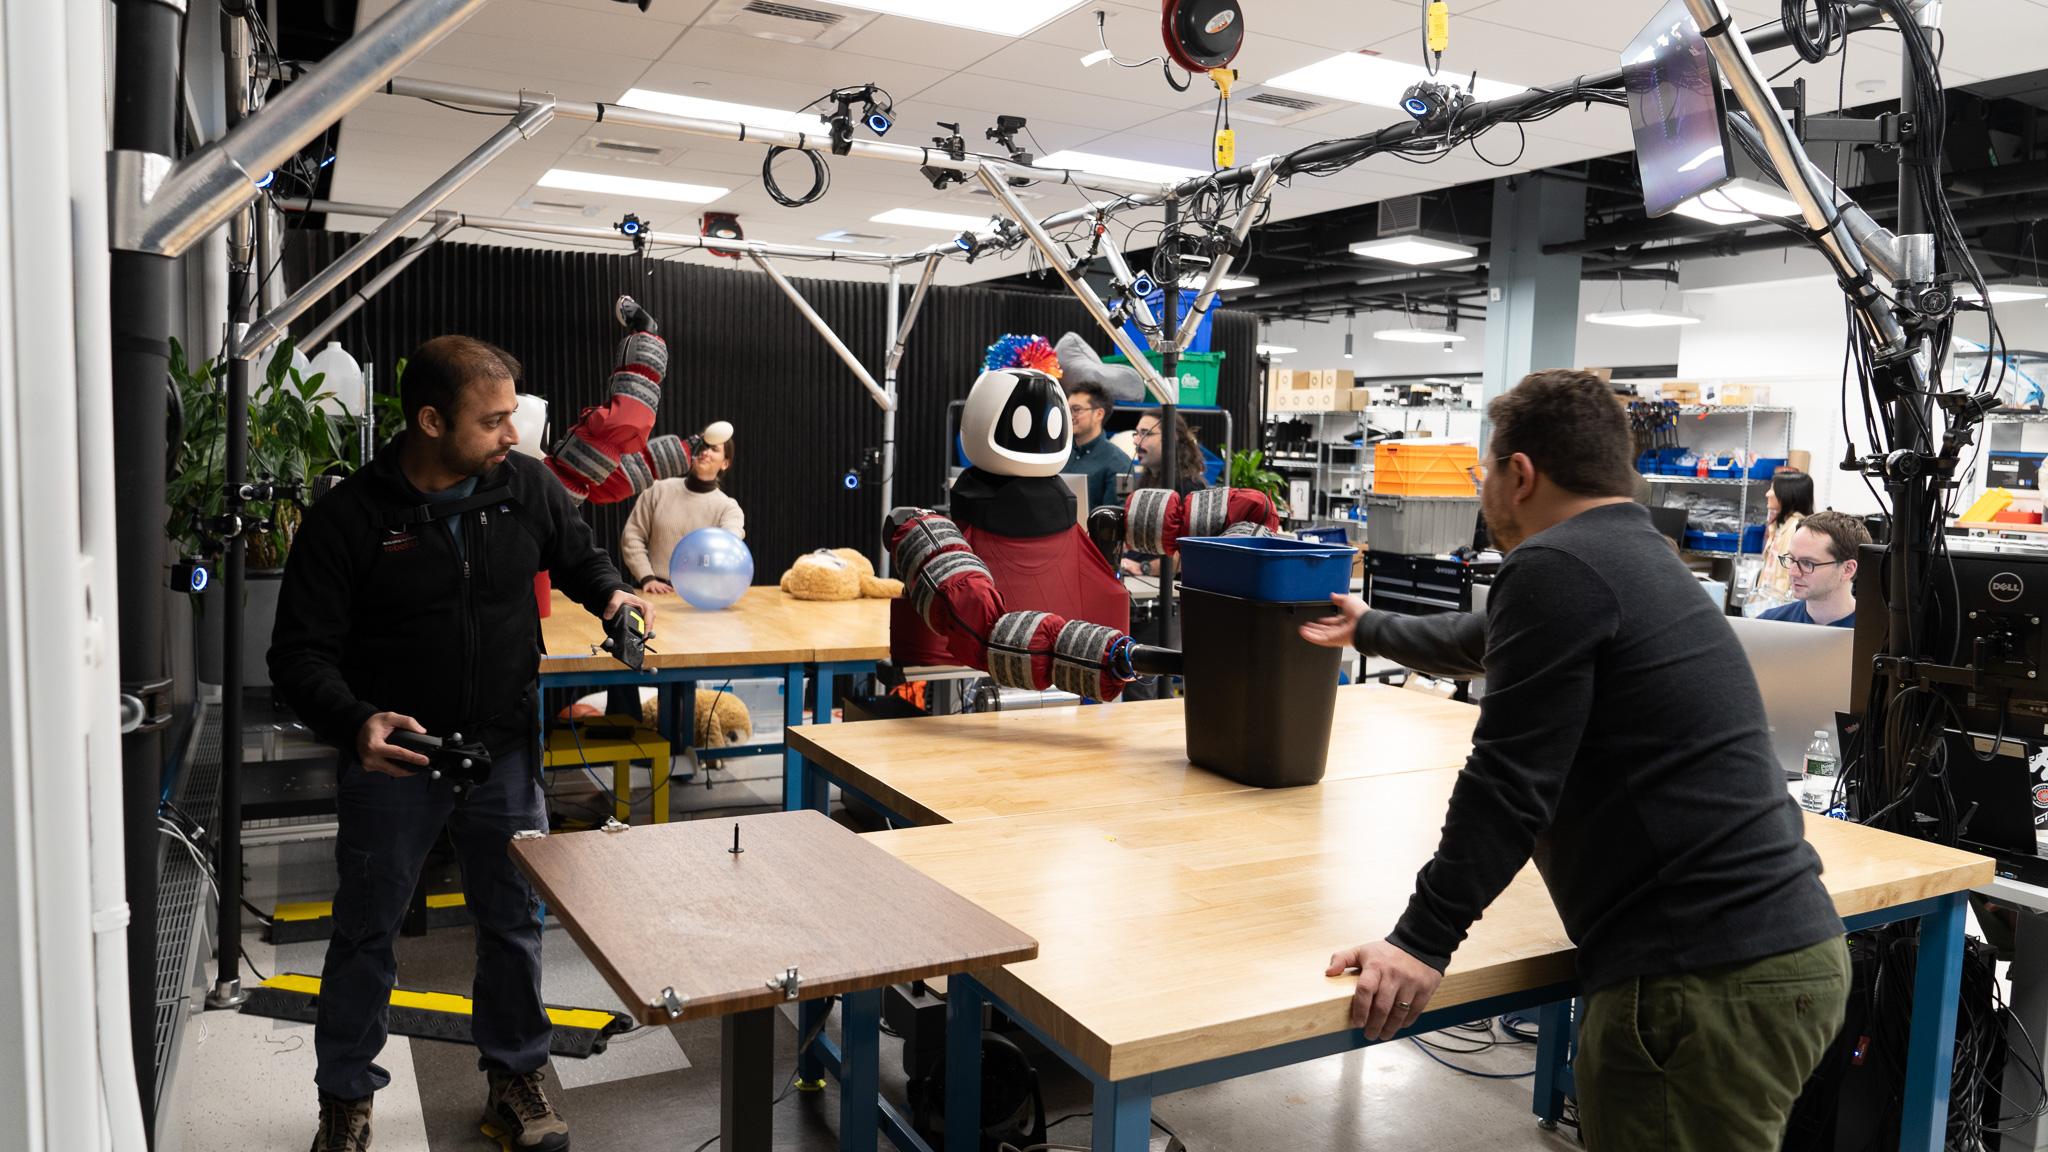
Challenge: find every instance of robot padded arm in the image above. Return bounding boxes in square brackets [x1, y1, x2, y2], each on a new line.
[544, 296, 696, 505]
[1088, 486, 1281, 566]
[888, 509, 1178, 701]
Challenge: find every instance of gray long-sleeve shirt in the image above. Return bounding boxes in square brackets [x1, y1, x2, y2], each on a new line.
[1353, 610, 1487, 681]
[1381, 501, 1841, 991]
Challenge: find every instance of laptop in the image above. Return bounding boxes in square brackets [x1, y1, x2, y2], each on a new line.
[1727, 616, 1856, 779]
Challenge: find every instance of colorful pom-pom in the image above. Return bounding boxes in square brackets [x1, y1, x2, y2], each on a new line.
[983, 334, 1063, 379]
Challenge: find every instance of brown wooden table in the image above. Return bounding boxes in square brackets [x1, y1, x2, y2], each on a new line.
[538, 587, 890, 809]
[786, 684, 1479, 826]
[510, 810, 1035, 1152]
[785, 685, 1993, 1152]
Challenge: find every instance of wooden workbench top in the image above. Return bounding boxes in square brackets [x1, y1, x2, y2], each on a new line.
[788, 685, 1479, 826]
[538, 586, 890, 673]
[511, 810, 1037, 1026]
[869, 769, 1992, 1081]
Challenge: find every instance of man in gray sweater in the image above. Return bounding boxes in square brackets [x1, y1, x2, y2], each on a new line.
[1303, 370, 1846, 1152]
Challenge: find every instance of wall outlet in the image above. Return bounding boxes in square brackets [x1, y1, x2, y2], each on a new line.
[1488, 286, 1503, 302]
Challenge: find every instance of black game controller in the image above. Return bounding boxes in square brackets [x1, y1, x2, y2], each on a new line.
[602, 604, 651, 672]
[386, 730, 493, 789]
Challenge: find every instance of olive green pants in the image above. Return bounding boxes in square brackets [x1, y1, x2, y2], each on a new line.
[1577, 936, 1850, 1152]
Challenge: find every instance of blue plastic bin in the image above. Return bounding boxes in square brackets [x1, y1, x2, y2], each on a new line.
[1296, 526, 1349, 546]
[1747, 457, 1790, 479]
[1121, 288, 1215, 354]
[1179, 536, 1352, 602]
[1683, 526, 1768, 554]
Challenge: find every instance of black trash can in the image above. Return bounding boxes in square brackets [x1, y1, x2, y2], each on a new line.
[1179, 586, 1343, 788]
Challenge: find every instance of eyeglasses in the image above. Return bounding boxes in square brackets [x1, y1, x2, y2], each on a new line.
[1067, 404, 1101, 417]
[1467, 457, 1515, 485]
[1776, 552, 1846, 575]
[1132, 427, 1160, 441]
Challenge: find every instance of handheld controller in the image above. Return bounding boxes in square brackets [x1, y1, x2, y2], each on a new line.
[386, 729, 493, 789]
[602, 605, 651, 672]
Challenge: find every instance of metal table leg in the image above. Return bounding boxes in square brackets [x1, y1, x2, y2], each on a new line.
[1532, 999, 1573, 1127]
[722, 1007, 778, 1152]
[944, 977, 986, 1152]
[1091, 1077, 1152, 1152]
[2005, 907, 2048, 1151]
[839, 990, 882, 1151]
[1900, 891, 1967, 1152]
[780, 664, 807, 812]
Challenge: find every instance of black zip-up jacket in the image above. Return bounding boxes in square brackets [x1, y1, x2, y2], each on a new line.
[268, 434, 630, 756]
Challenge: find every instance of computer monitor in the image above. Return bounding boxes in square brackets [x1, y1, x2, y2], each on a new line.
[1623, 0, 1734, 218]
[1727, 616, 1857, 779]
[1648, 504, 1689, 547]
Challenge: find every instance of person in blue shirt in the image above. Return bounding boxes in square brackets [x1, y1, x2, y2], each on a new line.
[1758, 509, 1870, 628]
[1060, 379, 1133, 510]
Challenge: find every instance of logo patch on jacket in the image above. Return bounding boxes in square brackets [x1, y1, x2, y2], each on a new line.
[382, 527, 420, 553]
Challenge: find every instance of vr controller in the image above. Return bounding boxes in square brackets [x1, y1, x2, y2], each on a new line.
[386, 729, 493, 789]
[603, 604, 652, 672]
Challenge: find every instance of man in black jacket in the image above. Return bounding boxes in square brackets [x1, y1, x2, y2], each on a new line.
[1303, 371, 1846, 1151]
[272, 335, 647, 1152]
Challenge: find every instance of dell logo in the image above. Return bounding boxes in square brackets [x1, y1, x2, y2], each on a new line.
[1991, 573, 2026, 603]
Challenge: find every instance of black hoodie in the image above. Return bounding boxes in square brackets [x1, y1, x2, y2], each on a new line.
[268, 434, 630, 755]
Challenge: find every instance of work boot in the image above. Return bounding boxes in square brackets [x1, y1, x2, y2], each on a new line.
[482, 1069, 571, 1151]
[309, 1092, 372, 1152]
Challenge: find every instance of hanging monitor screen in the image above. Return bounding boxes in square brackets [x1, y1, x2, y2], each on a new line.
[1622, 0, 1733, 217]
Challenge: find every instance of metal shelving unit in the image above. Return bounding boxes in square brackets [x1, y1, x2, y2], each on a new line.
[1647, 405, 1796, 588]
[1263, 406, 1477, 528]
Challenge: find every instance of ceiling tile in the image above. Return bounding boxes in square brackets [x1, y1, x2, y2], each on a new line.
[514, 0, 713, 25]
[417, 30, 661, 91]
[832, 14, 1015, 70]
[912, 71, 1169, 134]
[651, 26, 956, 96]
[457, 0, 688, 59]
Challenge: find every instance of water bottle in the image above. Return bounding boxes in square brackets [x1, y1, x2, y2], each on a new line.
[1801, 730, 1838, 815]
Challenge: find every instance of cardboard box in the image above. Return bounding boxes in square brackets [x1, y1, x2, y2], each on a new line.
[1342, 388, 1374, 412]
[1787, 450, 1812, 473]
[1718, 382, 1773, 406]
[1584, 367, 1615, 383]
[1660, 382, 1702, 403]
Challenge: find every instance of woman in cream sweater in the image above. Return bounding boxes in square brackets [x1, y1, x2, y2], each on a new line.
[621, 439, 746, 593]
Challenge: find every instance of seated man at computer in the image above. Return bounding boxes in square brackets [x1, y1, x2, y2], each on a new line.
[1757, 510, 1870, 628]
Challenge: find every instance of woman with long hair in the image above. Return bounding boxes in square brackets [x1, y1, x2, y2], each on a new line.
[1746, 469, 1814, 614]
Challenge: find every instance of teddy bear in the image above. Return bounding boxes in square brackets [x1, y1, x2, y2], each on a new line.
[780, 548, 903, 601]
[564, 686, 753, 747]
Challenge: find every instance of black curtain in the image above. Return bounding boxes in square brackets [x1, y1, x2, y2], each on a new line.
[285, 232, 1258, 578]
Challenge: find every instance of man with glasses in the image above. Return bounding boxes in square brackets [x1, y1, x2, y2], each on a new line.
[1302, 370, 1845, 1152]
[1060, 379, 1132, 510]
[1758, 509, 1869, 628]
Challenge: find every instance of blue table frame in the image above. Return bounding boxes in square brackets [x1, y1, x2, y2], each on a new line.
[538, 656, 878, 816]
[786, 734, 1974, 1152]
[930, 891, 1969, 1152]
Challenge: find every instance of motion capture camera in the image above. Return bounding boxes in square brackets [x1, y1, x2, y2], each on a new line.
[923, 122, 969, 191]
[386, 730, 493, 789]
[987, 114, 1035, 186]
[602, 605, 651, 673]
[169, 558, 211, 594]
[824, 84, 893, 156]
[1399, 80, 1468, 132]
[615, 212, 647, 254]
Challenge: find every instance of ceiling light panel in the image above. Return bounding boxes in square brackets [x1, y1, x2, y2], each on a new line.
[818, 0, 1086, 36]
[535, 169, 731, 204]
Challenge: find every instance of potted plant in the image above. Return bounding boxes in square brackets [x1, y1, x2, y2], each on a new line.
[1228, 448, 1290, 516]
[169, 338, 363, 685]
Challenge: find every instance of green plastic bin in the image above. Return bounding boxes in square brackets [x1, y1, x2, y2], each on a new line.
[1103, 350, 1224, 407]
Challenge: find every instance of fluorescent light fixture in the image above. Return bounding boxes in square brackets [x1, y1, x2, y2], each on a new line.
[1348, 236, 1478, 265]
[1182, 274, 1258, 291]
[617, 88, 819, 134]
[872, 207, 991, 233]
[1256, 344, 1297, 355]
[1670, 178, 1800, 226]
[1956, 285, 2048, 304]
[1423, 376, 1467, 385]
[535, 168, 729, 205]
[1036, 150, 1205, 185]
[813, 0, 1086, 36]
[1264, 53, 1526, 111]
[1584, 308, 1703, 328]
[1375, 329, 1468, 344]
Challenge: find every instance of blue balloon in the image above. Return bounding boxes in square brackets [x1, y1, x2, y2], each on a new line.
[669, 527, 754, 610]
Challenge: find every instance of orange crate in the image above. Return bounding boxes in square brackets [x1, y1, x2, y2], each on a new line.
[1372, 443, 1480, 496]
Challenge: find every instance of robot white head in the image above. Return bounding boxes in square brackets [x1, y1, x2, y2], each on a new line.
[960, 368, 1071, 478]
